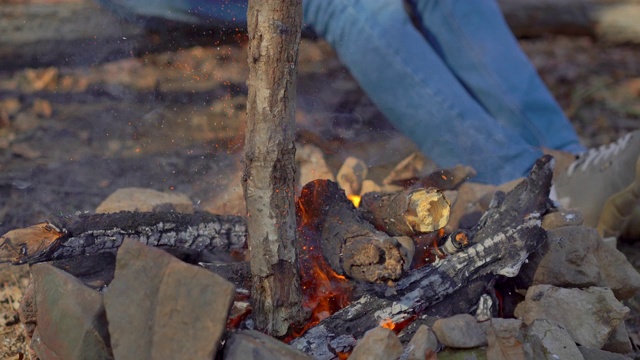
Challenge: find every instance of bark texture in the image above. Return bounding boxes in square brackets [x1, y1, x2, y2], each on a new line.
[243, 0, 304, 336]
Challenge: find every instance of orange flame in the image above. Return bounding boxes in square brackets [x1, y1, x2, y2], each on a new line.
[347, 194, 361, 208]
[285, 180, 354, 341]
[380, 318, 395, 330]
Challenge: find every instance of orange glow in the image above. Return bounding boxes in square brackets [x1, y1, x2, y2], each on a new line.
[412, 228, 447, 269]
[380, 318, 395, 330]
[347, 194, 361, 208]
[286, 180, 354, 341]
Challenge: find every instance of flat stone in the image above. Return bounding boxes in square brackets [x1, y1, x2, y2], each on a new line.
[436, 347, 486, 360]
[524, 319, 583, 360]
[18, 280, 36, 338]
[432, 314, 487, 349]
[96, 187, 194, 214]
[104, 239, 235, 360]
[485, 319, 526, 360]
[349, 327, 403, 360]
[578, 346, 633, 360]
[602, 322, 633, 354]
[405, 324, 438, 360]
[523, 225, 640, 300]
[532, 226, 602, 288]
[541, 209, 584, 230]
[515, 285, 629, 348]
[30, 263, 112, 360]
[222, 330, 313, 360]
[593, 234, 640, 300]
[489, 318, 522, 338]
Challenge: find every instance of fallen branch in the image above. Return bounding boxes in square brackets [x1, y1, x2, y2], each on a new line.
[292, 156, 553, 359]
[0, 211, 247, 265]
[358, 187, 450, 236]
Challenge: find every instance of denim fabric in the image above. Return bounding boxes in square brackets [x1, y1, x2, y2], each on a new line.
[97, 0, 585, 184]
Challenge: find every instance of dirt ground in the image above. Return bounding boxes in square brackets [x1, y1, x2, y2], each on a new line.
[1, 3, 640, 358]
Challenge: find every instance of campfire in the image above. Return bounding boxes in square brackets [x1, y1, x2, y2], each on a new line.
[6, 151, 636, 360]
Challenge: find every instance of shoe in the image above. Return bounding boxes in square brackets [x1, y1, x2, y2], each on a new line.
[554, 131, 640, 233]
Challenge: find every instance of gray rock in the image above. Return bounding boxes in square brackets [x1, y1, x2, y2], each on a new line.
[541, 209, 584, 230]
[602, 322, 633, 354]
[437, 347, 486, 360]
[18, 279, 36, 338]
[223, 330, 313, 360]
[524, 319, 583, 360]
[485, 319, 526, 360]
[404, 325, 438, 360]
[533, 226, 602, 288]
[349, 327, 403, 360]
[593, 235, 640, 300]
[578, 346, 633, 360]
[527, 226, 640, 300]
[96, 187, 194, 214]
[515, 285, 629, 349]
[104, 239, 235, 360]
[30, 263, 112, 360]
[432, 314, 487, 349]
[488, 318, 522, 339]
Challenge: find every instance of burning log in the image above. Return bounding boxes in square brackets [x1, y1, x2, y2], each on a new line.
[358, 187, 450, 237]
[292, 156, 554, 358]
[0, 211, 247, 265]
[297, 180, 411, 283]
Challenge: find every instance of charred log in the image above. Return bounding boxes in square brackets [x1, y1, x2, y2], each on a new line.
[358, 187, 450, 236]
[298, 180, 411, 283]
[0, 211, 247, 265]
[292, 156, 554, 358]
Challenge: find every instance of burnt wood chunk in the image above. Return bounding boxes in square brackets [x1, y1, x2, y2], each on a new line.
[358, 187, 450, 236]
[298, 180, 410, 283]
[292, 156, 554, 358]
[0, 211, 247, 265]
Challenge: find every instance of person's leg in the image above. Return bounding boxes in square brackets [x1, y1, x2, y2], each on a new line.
[408, 0, 585, 155]
[303, 0, 541, 184]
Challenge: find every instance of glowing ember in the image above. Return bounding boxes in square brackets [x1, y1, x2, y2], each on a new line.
[380, 318, 395, 330]
[347, 194, 361, 208]
[287, 180, 354, 340]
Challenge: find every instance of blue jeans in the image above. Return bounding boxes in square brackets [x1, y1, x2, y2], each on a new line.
[97, 0, 585, 184]
[303, 0, 584, 184]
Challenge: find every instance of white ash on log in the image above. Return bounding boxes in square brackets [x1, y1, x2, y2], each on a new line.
[0, 211, 247, 265]
[358, 187, 450, 237]
[297, 180, 411, 283]
[292, 155, 553, 359]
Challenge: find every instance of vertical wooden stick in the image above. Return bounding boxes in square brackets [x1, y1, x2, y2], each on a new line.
[243, 0, 304, 336]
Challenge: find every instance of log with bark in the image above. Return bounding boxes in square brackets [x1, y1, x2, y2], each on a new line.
[358, 187, 450, 236]
[242, 0, 305, 336]
[297, 180, 412, 283]
[291, 155, 554, 359]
